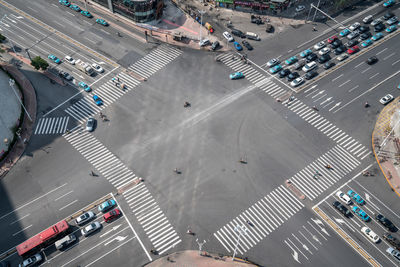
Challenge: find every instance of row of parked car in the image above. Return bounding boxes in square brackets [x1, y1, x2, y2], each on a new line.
[332, 189, 400, 262]
[59, 0, 109, 25]
[266, 11, 399, 88]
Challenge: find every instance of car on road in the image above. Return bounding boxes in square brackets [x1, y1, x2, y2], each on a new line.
[313, 41, 325, 50]
[305, 71, 318, 80]
[59, 70, 73, 81]
[371, 18, 382, 26]
[199, 38, 210, 47]
[98, 199, 116, 212]
[81, 222, 101, 237]
[366, 56, 378, 65]
[361, 227, 380, 243]
[69, 4, 80, 11]
[293, 60, 306, 70]
[86, 118, 95, 132]
[376, 214, 396, 231]
[19, 253, 42, 267]
[318, 54, 331, 64]
[361, 39, 373, 48]
[93, 95, 103, 106]
[339, 28, 350, 37]
[347, 189, 365, 204]
[334, 45, 346, 55]
[233, 41, 243, 51]
[48, 54, 61, 64]
[287, 72, 299, 82]
[336, 191, 352, 205]
[242, 40, 253, 50]
[384, 12, 395, 20]
[383, 233, 400, 249]
[91, 63, 104, 73]
[327, 35, 338, 43]
[211, 41, 220, 51]
[78, 81, 91, 92]
[318, 47, 330, 55]
[103, 208, 121, 223]
[386, 247, 400, 262]
[59, 0, 70, 6]
[229, 72, 244, 80]
[323, 61, 335, 70]
[352, 206, 370, 221]
[386, 25, 397, 33]
[372, 32, 384, 41]
[380, 94, 394, 105]
[223, 31, 234, 42]
[345, 39, 358, 48]
[300, 49, 312, 58]
[336, 54, 349, 61]
[290, 77, 304, 87]
[285, 56, 298, 65]
[330, 39, 342, 49]
[347, 45, 359, 55]
[374, 23, 385, 32]
[358, 26, 369, 33]
[269, 64, 282, 74]
[359, 32, 372, 41]
[75, 211, 95, 225]
[295, 5, 306, 12]
[278, 69, 291, 78]
[363, 15, 373, 24]
[306, 53, 318, 63]
[383, 0, 395, 7]
[349, 22, 360, 31]
[267, 58, 280, 67]
[96, 18, 108, 26]
[64, 55, 75, 65]
[81, 10, 93, 18]
[231, 29, 245, 38]
[387, 16, 398, 25]
[332, 201, 351, 217]
[302, 61, 317, 72]
[347, 30, 359, 40]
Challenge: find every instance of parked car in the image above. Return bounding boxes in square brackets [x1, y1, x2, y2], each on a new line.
[384, 12, 395, 20]
[300, 49, 312, 58]
[323, 61, 335, 70]
[305, 71, 318, 80]
[318, 47, 330, 55]
[345, 40, 358, 48]
[358, 26, 369, 33]
[339, 28, 350, 37]
[267, 58, 280, 67]
[386, 25, 397, 33]
[199, 38, 210, 47]
[349, 22, 360, 31]
[383, 0, 395, 8]
[293, 60, 306, 70]
[376, 214, 396, 231]
[59, 0, 70, 6]
[295, 5, 306, 12]
[290, 77, 304, 87]
[318, 54, 331, 64]
[330, 39, 342, 49]
[231, 29, 246, 38]
[359, 32, 372, 41]
[347, 190, 365, 204]
[69, 4, 80, 11]
[347, 30, 359, 40]
[363, 15, 373, 24]
[336, 191, 352, 205]
[269, 64, 282, 74]
[383, 233, 400, 249]
[64, 55, 75, 65]
[278, 69, 291, 78]
[327, 35, 338, 43]
[361, 39, 373, 48]
[387, 16, 398, 25]
[287, 72, 299, 82]
[352, 206, 370, 221]
[211, 41, 220, 50]
[233, 41, 243, 51]
[386, 247, 400, 262]
[371, 18, 382, 26]
[265, 23, 274, 33]
[347, 45, 359, 55]
[332, 201, 351, 217]
[81, 222, 101, 237]
[48, 54, 61, 64]
[242, 40, 253, 50]
[374, 23, 385, 32]
[336, 54, 349, 61]
[306, 53, 318, 63]
[103, 208, 122, 223]
[285, 56, 298, 65]
[302, 61, 317, 72]
[334, 45, 346, 55]
[361, 227, 380, 243]
[372, 32, 384, 41]
[223, 31, 234, 42]
[313, 41, 325, 50]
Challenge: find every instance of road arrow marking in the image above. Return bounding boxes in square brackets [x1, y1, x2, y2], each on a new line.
[365, 193, 370, 202]
[321, 97, 332, 105]
[100, 224, 122, 237]
[284, 240, 301, 263]
[304, 84, 318, 93]
[104, 235, 129, 246]
[329, 102, 341, 112]
[311, 90, 325, 98]
[334, 218, 345, 224]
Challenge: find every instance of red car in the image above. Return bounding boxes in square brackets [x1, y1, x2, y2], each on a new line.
[347, 45, 360, 55]
[103, 208, 121, 223]
[327, 35, 338, 43]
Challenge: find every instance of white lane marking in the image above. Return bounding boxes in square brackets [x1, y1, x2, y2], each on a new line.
[332, 74, 343, 82]
[354, 61, 364, 68]
[12, 225, 32, 236]
[85, 37, 97, 44]
[348, 85, 359, 92]
[392, 59, 400, 65]
[100, 29, 110, 35]
[58, 199, 78, 211]
[51, 3, 58, 7]
[26, 6, 38, 12]
[53, 21, 65, 28]
[383, 52, 396, 61]
[54, 190, 74, 201]
[86, 237, 134, 267]
[338, 80, 351, 87]
[10, 213, 30, 225]
[368, 73, 379, 80]
[0, 183, 67, 220]
[361, 67, 371, 73]
[66, 11, 76, 17]
[376, 47, 388, 55]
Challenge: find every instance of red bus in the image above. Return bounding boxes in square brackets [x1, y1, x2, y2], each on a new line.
[16, 220, 70, 257]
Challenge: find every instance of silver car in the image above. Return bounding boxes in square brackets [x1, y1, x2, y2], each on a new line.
[76, 211, 95, 225]
[347, 30, 359, 40]
[81, 221, 101, 237]
[19, 253, 42, 267]
[86, 118, 95, 132]
[290, 77, 304, 87]
[380, 94, 394, 105]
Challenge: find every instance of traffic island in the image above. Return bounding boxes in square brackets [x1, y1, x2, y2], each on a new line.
[372, 97, 400, 198]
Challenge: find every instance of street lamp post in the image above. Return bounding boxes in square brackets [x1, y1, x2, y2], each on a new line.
[9, 79, 33, 122]
[232, 224, 247, 261]
[198, 10, 206, 44]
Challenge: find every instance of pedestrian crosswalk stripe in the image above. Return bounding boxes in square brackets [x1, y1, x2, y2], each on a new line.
[34, 116, 69, 135]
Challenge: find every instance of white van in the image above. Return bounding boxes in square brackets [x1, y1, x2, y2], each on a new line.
[302, 61, 317, 72]
[55, 234, 76, 250]
[246, 32, 260, 41]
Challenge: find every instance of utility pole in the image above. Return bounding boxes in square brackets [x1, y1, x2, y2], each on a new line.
[312, 0, 321, 22]
[232, 225, 247, 261]
[9, 79, 33, 122]
[198, 10, 206, 44]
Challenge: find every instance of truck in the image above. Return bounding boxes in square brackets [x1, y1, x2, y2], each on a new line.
[75, 59, 94, 76]
[204, 22, 214, 33]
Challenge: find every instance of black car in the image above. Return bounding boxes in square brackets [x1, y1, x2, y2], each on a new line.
[305, 71, 318, 80]
[287, 72, 300, 81]
[374, 23, 385, 32]
[266, 24, 274, 33]
[242, 40, 253, 50]
[383, 233, 400, 249]
[330, 39, 342, 49]
[251, 15, 264, 25]
[231, 29, 246, 38]
[345, 40, 358, 48]
[334, 45, 346, 55]
[293, 60, 306, 70]
[376, 214, 396, 231]
[384, 12, 395, 20]
[323, 61, 335, 69]
[306, 53, 318, 63]
[318, 54, 331, 63]
[333, 201, 350, 217]
[211, 41, 220, 51]
[366, 56, 378, 65]
[358, 26, 369, 33]
[279, 69, 291, 78]
[359, 32, 372, 40]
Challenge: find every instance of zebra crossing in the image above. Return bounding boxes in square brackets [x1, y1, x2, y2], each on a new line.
[122, 183, 181, 255]
[63, 127, 180, 254]
[214, 145, 359, 254]
[283, 98, 370, 159]
[34, 116, 69, 135]
[65, 45, 182, 124]
[217, 53, 289, 100]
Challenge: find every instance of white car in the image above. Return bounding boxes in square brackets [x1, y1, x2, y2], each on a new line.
[302, 61, 317, 72]
[267, 58, 280, 67]
[313, 41, 325, 50]
[319, 47, 330, 55]
[290, 77, 304, 87]
[86, 118, 95, 132]
[380, 94, 394, 105]
[91, 63, 104, 73]
[223, 31, 234, 42]
[387, 247, 400, 261]
[199, 38, 210, 47]
[64, 55, 75, 65]
[296, 5, 306, 12]
[371, 18, 382, 26]
[347, 30, 359, 40]
[336, 54, 349, 61]
[363, 15, 373, 24]
[75, 211, 95, 225]
[81, 221, 101, 237]
[361, 227, 380, 243]
[336, 191, 352, 205]
[19, 253, 42, 267]
[349, 22, 360, 31]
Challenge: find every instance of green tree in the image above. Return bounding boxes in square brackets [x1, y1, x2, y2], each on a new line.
[31, 56, 49, 71]
[335, 0, 350, 10]
[0, 33, 6, 43]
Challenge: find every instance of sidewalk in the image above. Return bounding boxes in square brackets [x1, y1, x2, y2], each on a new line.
[145, 250, 258, 267]
[372, 97, 400, 198]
